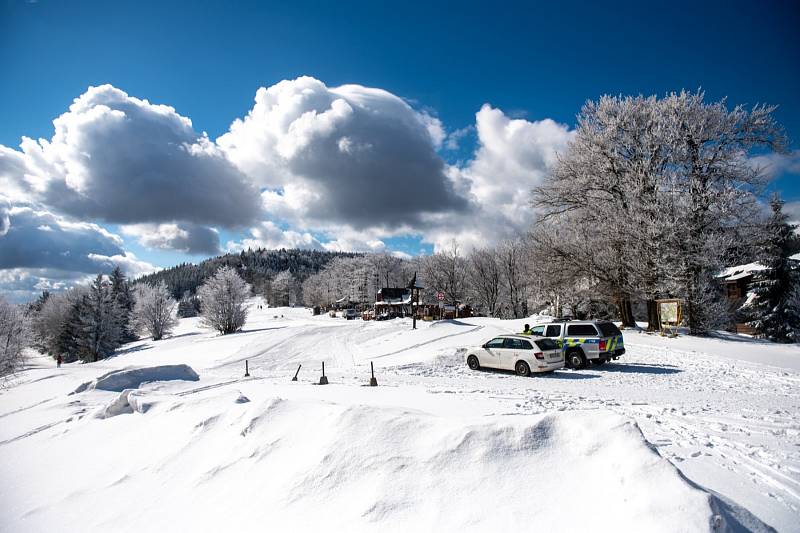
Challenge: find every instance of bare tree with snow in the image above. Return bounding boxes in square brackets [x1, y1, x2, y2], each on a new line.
[133, 281, 179, 341]
[466, 247, 502, 316]
[198, 266, 251, 334]
[270, 270, 294, 307]
[33, 291, 72, 358]
[0, 296, 31, 377]
[421, 240, 468, 308]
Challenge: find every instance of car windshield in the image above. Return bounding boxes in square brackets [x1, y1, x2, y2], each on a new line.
[597, 322, 622, 337]
[534, 338, 560, 351]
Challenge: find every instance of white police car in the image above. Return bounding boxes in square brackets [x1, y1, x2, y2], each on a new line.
[465, 334, 564, 376]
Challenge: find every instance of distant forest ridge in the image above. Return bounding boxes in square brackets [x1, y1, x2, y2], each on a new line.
[134, 248, 361, 299]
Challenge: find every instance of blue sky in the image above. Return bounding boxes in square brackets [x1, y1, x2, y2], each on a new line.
[1, 0, 799, 300]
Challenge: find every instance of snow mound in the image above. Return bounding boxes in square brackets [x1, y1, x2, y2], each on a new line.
[17, 396, 732, 532]
[74, 364, 199, 393]
[95, 389, 156, 419]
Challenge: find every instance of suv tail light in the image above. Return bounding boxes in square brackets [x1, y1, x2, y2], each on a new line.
[534, 352, 544, 360]
[599, 339, 607, 351]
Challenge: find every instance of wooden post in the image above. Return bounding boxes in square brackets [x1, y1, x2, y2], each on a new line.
[244, 360, 250, 377]
[369, 361, 378, 387]
[319, 361, 328, 385]
[292, 364, 302, 381]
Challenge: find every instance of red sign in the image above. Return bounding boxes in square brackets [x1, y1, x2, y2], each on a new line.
[436, 291, 445, 301]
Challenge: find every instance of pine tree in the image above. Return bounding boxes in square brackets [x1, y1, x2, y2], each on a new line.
[177, 291, 201, 318]
[77, 275, 123, 361]
[110, 266, 137, 342]
[747, 196, 800, 342]
[58, 288, 89, 363]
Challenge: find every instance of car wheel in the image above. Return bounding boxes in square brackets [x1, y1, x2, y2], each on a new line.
[567, 350, 587, 370]
[515, 360, 531, 377]
[467, 355, 480, 370]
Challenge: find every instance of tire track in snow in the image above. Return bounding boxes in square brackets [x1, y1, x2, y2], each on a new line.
[369, 325, 485, 360]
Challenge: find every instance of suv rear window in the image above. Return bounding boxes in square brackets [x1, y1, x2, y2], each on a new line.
[566, 324, 598, 336]
[544, 325, 562, 337]
[597, 322, 622, 337]
[534, 339, 560, 351]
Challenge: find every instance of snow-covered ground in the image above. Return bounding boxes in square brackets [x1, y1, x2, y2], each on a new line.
[1, 300, 799, 532]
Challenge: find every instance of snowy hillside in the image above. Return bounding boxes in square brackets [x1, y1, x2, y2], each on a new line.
[1, 300, 799, 532]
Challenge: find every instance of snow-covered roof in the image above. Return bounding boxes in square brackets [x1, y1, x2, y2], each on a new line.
[376, 295, 411, 305]
[718, 262, 767, 281]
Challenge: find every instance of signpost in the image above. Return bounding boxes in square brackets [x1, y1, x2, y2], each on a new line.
[407, 273, 424, 330]
[436, 291, 444, 301]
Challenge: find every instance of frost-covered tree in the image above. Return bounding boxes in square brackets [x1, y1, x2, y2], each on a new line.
[466, 247, 501, 317]
[528, 221, 599, 318]
[661, 91, 786, 334]
[746, 196, 800, 342]
[270, 270, 294, 307]
[133, 281, 179, 341]
[76, 275, 124, 362]
[534, 94, 670, 327]
[33, 291, 72, 358]
[421, 241, 467, 307]
[369, 252, 404, 288]
[0, 296, 31, 377]
[497, 239, 530, 318]
[198, 266, 251, 334]
[534, 90, 787, 333]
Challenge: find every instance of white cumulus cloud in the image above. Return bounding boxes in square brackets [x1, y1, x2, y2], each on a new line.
[218, 76, 468, 233]
[4, 85, 263, 228]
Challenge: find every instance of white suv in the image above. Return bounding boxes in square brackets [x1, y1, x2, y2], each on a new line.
[465, 334, 564, 376]
[530, 320, 625, 369]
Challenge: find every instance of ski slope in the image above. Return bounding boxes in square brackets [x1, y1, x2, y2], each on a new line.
[1, 300, 799, 532]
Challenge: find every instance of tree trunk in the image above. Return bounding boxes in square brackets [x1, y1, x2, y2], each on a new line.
[686, 267, 702, 335]
[617, 298, 636, 328]
[646, 299, 660, 331]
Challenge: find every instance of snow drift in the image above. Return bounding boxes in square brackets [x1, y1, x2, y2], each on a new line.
[2, 394, 726, 532]
[95, 389, 159, 419]
[72, 364, 199, 394]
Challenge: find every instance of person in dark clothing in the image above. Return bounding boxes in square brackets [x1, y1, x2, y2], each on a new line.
[56, 354, 62, 368]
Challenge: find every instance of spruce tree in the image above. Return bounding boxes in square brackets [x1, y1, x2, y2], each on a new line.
[747, 196, 800, 342]
[110, 266, 137, 342]
[77, 275, 123, 361]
